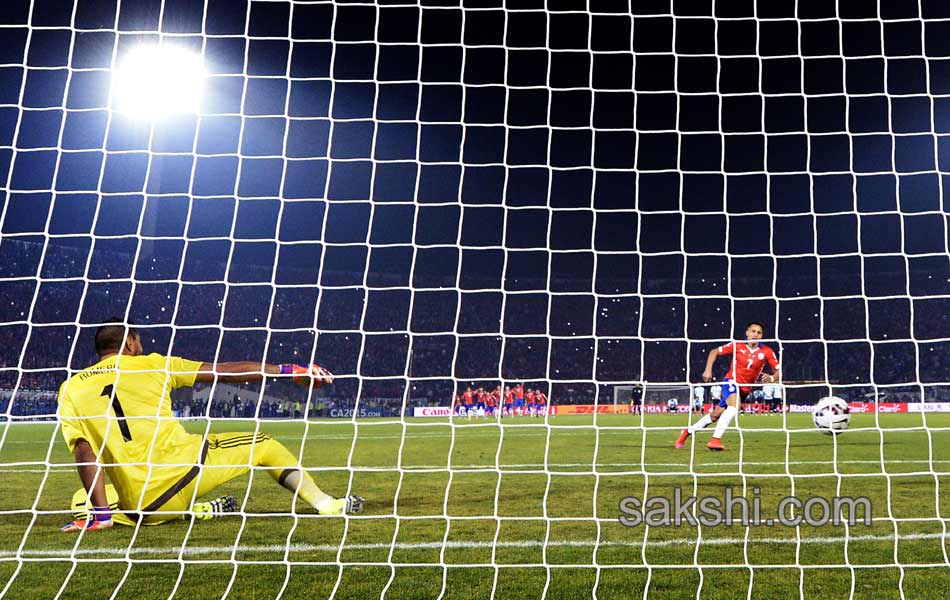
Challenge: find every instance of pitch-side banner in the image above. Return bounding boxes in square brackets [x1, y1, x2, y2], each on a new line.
[412, 402, 947, 417]
[413, 406, 452, 417]
[550, 405, 632, 415]
[787, 402, 911, 413]
[328, 407, 386, 418]
[906, 402, 950, 413]
[549, 402, 937, 415]
[846, 402, 908, 413]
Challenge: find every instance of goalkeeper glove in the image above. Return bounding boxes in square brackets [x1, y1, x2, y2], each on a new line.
[61, 506, 113, 532]
[279, 363, 334, 387]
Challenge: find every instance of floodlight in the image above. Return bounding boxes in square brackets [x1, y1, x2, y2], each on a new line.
[110, 45, 206, 117]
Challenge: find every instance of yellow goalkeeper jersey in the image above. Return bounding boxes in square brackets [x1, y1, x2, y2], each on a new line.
[58, 353, 206, 513]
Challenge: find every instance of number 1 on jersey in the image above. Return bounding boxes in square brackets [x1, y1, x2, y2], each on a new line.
[101, 384, 132, 442]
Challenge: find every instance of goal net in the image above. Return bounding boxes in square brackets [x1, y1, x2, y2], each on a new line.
[1, 1, 949, 598]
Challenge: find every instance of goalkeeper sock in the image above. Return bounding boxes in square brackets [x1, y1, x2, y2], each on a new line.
[277, 469, 333, 509]
[712, 406, 738, 439]
[688, 414, 713, 434]
[252, 437, 334, 508]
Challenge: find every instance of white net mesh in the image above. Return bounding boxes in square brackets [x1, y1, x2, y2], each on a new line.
[0, 1, 949, 598]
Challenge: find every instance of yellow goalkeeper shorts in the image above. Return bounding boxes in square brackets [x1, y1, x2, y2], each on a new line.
[140, 431, 301, 525]
[72, 432, 303, 525]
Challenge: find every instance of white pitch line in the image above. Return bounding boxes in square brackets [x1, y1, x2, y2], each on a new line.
[2, 532, 946, 560]
[5, 423, 950, 448]
[1, 429, 624, 444]
[3, 458, 950, 474]
[0, 424, 893, 444]
[0, 430, 579, 444]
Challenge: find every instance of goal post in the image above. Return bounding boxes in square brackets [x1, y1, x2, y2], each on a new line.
[612, 383, 692, 409]
[612, 384, 637, 407]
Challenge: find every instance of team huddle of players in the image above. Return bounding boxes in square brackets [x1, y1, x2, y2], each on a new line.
[453, 383, 548, 418]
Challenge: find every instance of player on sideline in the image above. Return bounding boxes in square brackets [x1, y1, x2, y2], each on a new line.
[692, 385, 705, 414]
[764, 382, 782, 413]
[709, 383, 722, 410]
[629, 384, 642, 415]
[58, 319, 363, 531]
[762, 385, 774, 414]
[674, 321, 780, 451]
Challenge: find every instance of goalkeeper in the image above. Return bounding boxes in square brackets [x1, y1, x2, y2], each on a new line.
[58, 319, 363, 532]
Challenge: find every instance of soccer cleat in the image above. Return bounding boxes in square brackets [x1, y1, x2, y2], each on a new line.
[315, 495, 364, 515]
[707, 437, 726, 451]
[674, 428, 690, 449]
[61, 518, 113, 533]
[192, 495, 239, 521]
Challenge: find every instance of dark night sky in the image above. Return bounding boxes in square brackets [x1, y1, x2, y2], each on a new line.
[0, 0, 949, 398]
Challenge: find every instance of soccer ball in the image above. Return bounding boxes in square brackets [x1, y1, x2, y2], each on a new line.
[813, 396, 850, 434]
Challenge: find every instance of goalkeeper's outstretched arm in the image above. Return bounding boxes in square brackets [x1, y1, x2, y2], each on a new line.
[193, 362, 334, 387]
[91, 320, 333, 387]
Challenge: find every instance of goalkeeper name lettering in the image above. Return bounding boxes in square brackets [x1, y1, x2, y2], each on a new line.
[618, 487, 871, 528]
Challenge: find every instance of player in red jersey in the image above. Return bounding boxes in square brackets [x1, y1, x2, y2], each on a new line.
[534, 389, 548, 416]
[675, 321, 780, 451]
[479, 387, 491, 418]
[503, 386, 514, 417]
[490, 386, 502, 418]
[462, 387, 474, 418]
[485, 389, 497, 417]
[513, 383, 525, 416]
[525, 389, 536, 416]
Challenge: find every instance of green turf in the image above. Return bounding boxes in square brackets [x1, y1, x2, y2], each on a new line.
[1, 413, 949, 599]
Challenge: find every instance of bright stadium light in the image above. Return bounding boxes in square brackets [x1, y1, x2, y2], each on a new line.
[110, 45, 206, 117]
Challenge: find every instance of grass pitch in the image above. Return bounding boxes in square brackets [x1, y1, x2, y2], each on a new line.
[1, 412, 949, 599]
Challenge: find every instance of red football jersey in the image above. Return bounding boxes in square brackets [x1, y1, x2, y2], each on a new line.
[463, 390, 473, 404]
[526, 391, 536, 403]
[536, 392, 547, 405]
[718, 343, 779, 390]
[504, 390, 514, 403]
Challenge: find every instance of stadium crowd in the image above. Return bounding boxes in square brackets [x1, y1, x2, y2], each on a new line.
[1, 240, 948, 418]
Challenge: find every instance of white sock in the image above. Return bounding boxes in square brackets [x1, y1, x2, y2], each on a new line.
[712, 406, 738, 439]
[279, 469, 333, 509]
[688, 414, 713, 434]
